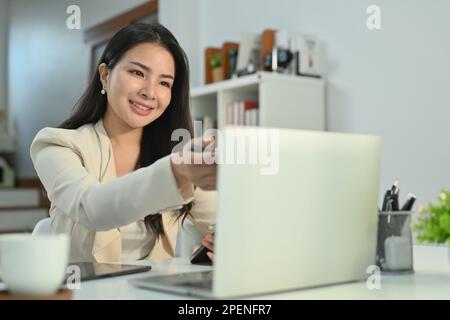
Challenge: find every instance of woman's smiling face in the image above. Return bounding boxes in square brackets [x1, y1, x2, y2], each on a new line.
[99, 42, 175, 129]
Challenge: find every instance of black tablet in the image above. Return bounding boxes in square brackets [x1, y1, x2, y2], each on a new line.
[65, 262, 151, 281]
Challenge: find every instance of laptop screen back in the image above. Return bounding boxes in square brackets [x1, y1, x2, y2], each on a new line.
[213, 128, 381, 298]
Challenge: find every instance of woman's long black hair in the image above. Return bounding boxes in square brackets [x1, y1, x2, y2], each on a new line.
[60, 23, 193, 239]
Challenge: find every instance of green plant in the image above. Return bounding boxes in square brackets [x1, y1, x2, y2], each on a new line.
[209, 54, 222, 68]
[413, 188, 450, 245]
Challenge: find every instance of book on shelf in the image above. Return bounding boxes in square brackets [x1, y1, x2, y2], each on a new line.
[226, 100, 259, 126]
[245, 108, 259, 127]
[193, 115, 217, 138]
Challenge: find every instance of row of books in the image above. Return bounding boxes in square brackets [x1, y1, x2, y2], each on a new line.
[226, 100, 259, 126]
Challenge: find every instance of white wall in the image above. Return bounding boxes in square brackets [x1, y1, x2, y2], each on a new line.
[187, 0, 449, 206]
[7, 0, 148, 178]
[7, 0, 450, 207]
[0, 0, 8, 113]
[81, 0, 151, 30]
[159, 0, 205, 87]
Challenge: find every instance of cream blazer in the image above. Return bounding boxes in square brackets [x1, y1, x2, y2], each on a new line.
[30, 119, 216, 263]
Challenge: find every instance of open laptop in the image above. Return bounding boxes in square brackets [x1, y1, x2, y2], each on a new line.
[130, 127, 381, 298]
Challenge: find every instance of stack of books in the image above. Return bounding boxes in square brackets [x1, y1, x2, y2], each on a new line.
[225, 100, 259, 126]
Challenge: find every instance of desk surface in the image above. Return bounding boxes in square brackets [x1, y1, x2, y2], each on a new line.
[1, 245, 449, 299]
[72, 245, 450, 300]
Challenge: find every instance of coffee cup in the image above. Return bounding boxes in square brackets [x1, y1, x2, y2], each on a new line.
[0, 233, 70, 296]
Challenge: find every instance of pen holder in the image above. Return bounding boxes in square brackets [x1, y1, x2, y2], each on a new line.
[376, 211, 414, 273]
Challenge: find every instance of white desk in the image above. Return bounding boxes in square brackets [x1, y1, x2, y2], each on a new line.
[70, 245, 450, 300]
[1, 245, 448, 299]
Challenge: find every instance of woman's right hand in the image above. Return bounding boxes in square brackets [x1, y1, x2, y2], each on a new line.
[201, 233, 215, 262]
[170, 137, 217, 193]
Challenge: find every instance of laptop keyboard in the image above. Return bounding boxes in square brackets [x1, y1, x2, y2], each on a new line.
[177, 280, 212, 290]
[173, 271, 213, 290]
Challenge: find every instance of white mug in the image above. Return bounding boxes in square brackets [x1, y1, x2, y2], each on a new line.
[0, 233, 70, 296]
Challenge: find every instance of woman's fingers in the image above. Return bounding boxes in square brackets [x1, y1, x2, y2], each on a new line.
[201, 233, 214, 250]
[171, 160, 217, 189]
[192, 136, 215, 149]
[206, 251, 215, 262]
[170, 137, 218, 191]
[201, 238, 213, 251]
[202, 233, 215, 262]
[187, 136, 215, 154]
[204, 233, 214, 243]
[171, 137, 216, 165]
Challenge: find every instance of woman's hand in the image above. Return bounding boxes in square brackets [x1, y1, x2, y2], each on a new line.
[201, 233, 215, 261]
[170, 137, 217, 193]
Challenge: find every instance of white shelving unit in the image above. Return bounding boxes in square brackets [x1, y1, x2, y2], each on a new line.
[0, 134, 15, 153]
[190, 71, 325, 130]
[0, 110, 15, 153]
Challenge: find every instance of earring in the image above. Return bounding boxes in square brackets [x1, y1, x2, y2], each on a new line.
[101, 88, 106, 95]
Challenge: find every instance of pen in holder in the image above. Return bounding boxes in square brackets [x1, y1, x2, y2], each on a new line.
[376, 210, 414, 274]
